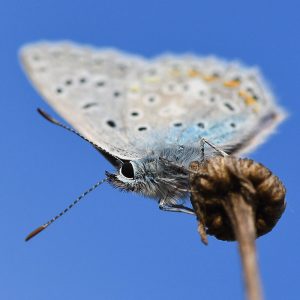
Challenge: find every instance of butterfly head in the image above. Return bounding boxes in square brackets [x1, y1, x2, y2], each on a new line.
[105, 154, 190, 201]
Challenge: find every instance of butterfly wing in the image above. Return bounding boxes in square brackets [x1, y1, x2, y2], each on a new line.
[21, 42, 148, 160]
[116, 54, 285, 154]
[21, 41, 285, 161]
[103, 53, 284, 154]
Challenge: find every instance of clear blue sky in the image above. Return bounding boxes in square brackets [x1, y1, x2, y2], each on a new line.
[1, 1, 299, 299]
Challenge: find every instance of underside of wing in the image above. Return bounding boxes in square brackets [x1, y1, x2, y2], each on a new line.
[111, 53, 285, 154]
[20, 42, 147, 160]
[20, 41, 285, 161]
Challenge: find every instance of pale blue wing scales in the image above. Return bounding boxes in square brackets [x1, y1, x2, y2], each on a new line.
[122, 55, 285, 153]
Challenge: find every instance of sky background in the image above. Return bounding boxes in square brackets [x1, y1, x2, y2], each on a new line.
[1, 0, 299, 299]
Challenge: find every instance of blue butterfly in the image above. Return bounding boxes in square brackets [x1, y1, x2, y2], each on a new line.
[21, 41, 285, 240]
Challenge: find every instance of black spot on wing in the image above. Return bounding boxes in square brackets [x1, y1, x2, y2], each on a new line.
[107, 120, 117, 128]
[82, 103, 98, 109]
[138, 126, 147, 131]
[148, 96, 156, 103]
[65, 79, 73, 86]
[96, 81, 105, 87]
[114, 91, 121, 97]
[173, 122, 182, 127]
[224, 102, 235, 111]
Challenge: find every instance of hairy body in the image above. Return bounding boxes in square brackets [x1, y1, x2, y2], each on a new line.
[106, 145, 208, 206]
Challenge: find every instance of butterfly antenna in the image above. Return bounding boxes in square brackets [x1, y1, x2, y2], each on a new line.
[37, 108, 102, 149]
[25, 178, 107, 242]
[37, 108, 123, 165]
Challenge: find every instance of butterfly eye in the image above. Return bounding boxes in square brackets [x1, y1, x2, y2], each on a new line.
[120, 162, 134, 179]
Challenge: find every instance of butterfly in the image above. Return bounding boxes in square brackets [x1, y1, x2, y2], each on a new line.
[20, 41, 285, 240]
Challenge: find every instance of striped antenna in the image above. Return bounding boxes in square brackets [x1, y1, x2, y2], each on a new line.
[25, 178, 107, 241]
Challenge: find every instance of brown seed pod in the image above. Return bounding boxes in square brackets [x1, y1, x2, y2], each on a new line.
[189, 156, 286, 242]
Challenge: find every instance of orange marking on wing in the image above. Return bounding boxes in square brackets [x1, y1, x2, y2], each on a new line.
[238, 90, 259, 112]
[203, 75, 218, 82]
[224, 80, 241, 88]
[188, 69, 201, 77]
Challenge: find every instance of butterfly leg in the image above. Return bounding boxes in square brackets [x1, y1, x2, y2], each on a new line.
[200, 138, 229, 157]
[159, 199, 195, 215]
[199, 138, 205, 162]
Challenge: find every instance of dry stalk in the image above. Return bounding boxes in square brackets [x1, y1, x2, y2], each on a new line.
[189, 156, 286, 300]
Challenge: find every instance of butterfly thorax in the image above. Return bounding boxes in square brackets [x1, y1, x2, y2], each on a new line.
[106, 145, 204, 204]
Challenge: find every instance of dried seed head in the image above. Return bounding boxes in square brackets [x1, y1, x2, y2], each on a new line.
[189, 156, 286, 241]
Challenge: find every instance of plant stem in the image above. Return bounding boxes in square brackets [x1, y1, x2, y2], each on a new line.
[223, 193, 263, 300]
